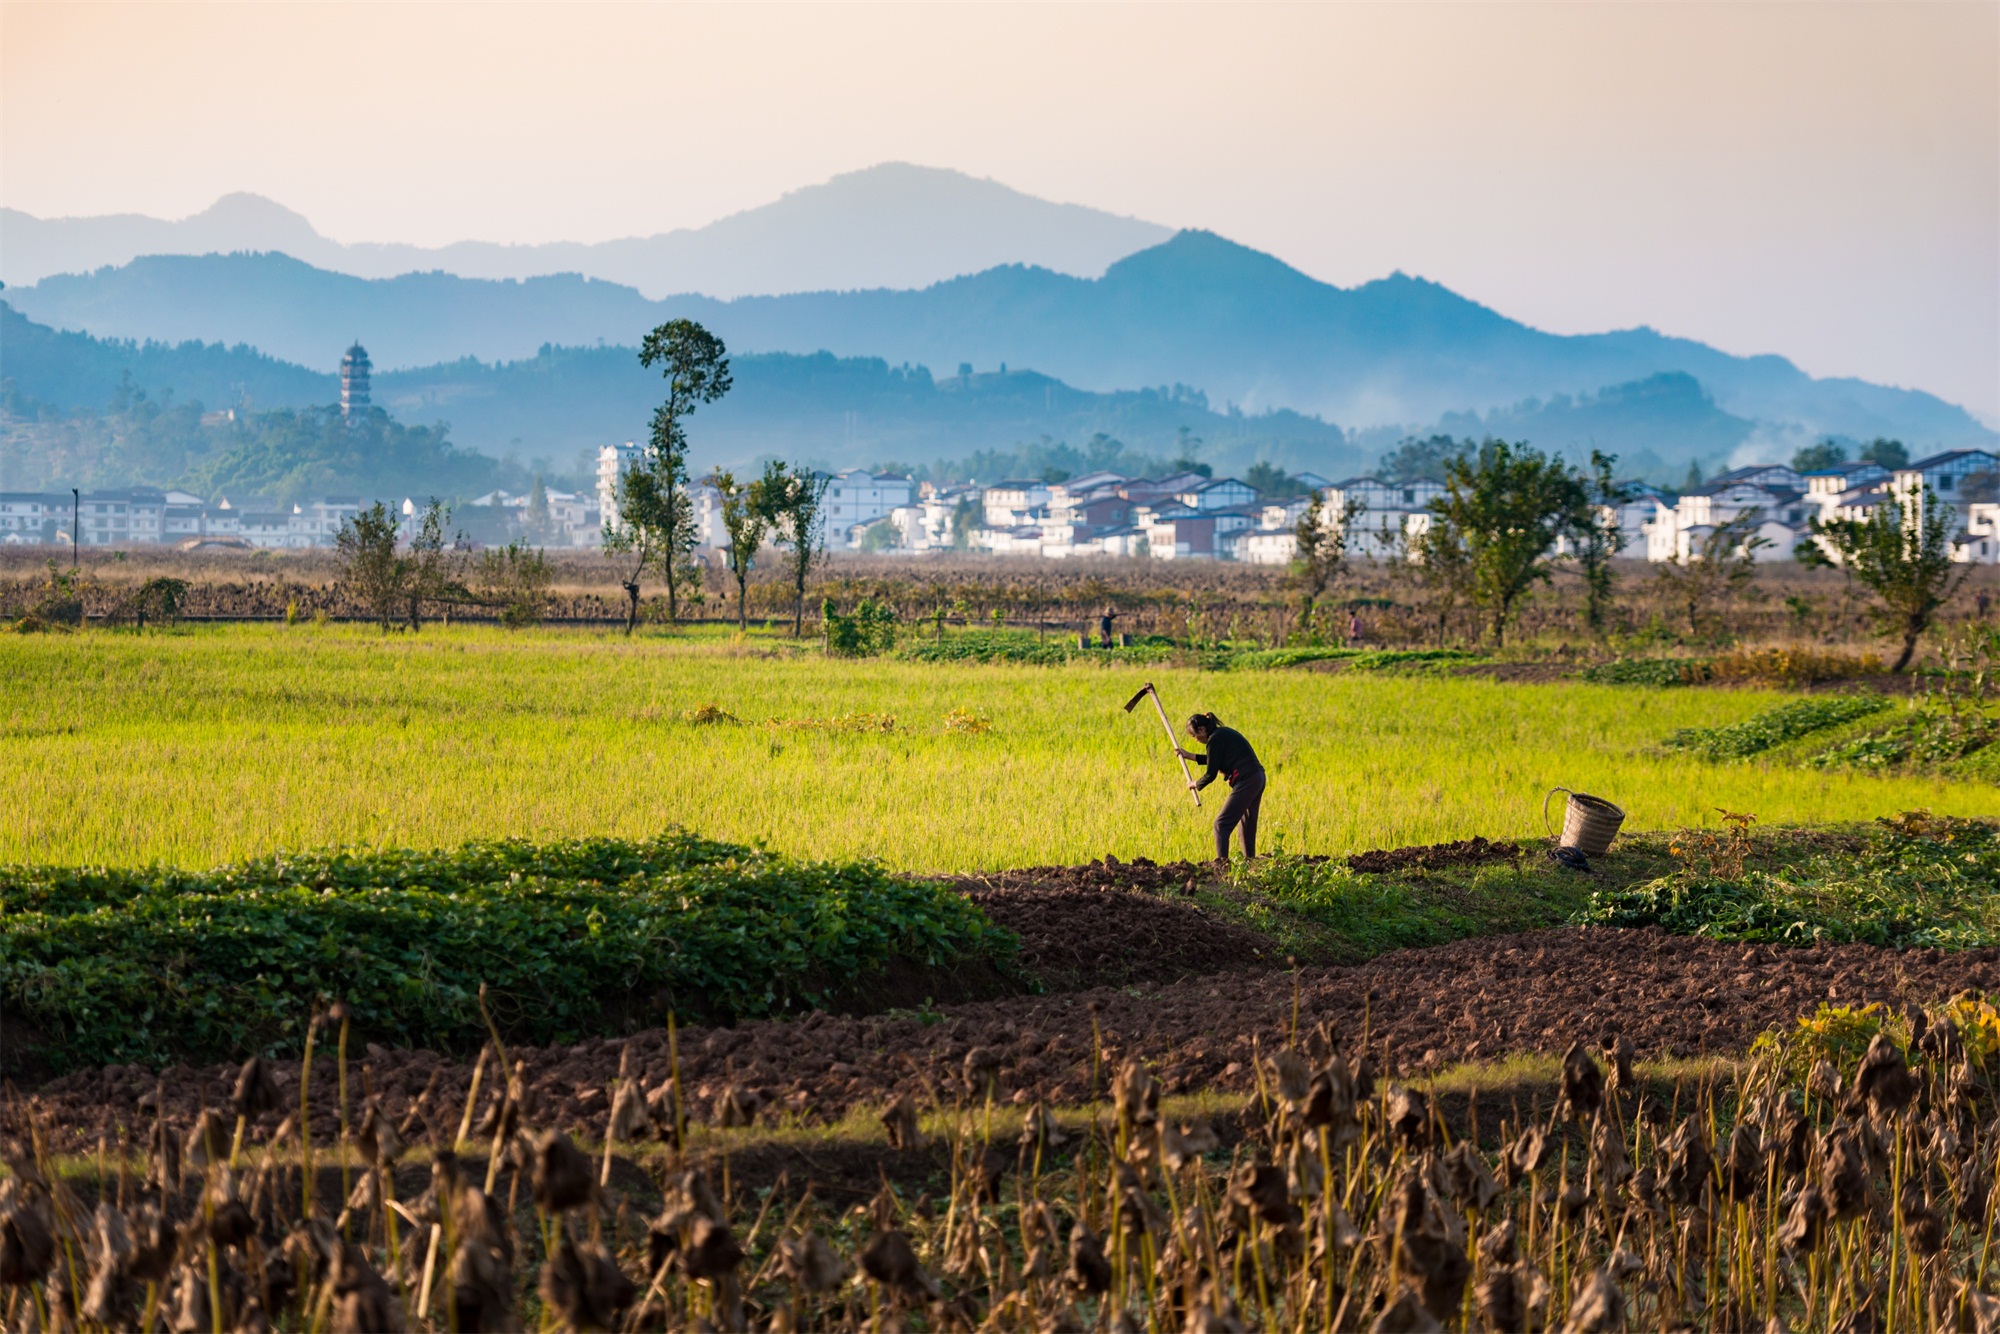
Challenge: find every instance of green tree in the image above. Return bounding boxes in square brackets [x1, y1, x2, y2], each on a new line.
[859, 519, 901, 552]
[1244, 461, 1307, 498]
[1814, 485, 1967, 672]
[1681, 459, 1705, 491]
[1428, 439, 1587, 646]
[333, 501, 406, 630]
[1651, 513, 1767, 638]
[1570, 450, 1635, 635]
[401, 499, 463, 632]
[1791, 440, 1848, 473]
[1378, 434, 1466, 483]
[614, 320, 732, 631]
[524, 476, 552, 541]
[1858, 438, 1910, 470]
[1287, 490, 1357, 637]
[1401, 515, 1474, 647]
[950, 497, 979, 549]
[769, 467, 832, 637]
[711, 465, 778, 630]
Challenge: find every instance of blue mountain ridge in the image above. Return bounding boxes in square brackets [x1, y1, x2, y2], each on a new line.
[7, 232, 1987, 459]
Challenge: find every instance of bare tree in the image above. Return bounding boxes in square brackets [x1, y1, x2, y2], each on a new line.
[1651, 513, 1768, 638]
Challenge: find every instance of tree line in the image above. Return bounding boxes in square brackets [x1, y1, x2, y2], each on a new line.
[330, 319, 837, 636]
[1291, 439, 1972, 671]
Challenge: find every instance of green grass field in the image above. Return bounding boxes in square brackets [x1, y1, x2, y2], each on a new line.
[2, 624, 1990, 870]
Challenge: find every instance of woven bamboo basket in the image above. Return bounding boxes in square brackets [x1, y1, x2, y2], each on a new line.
[1543, 787, 1626, 857]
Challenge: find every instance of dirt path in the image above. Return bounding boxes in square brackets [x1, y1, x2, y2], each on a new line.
[27, 927, 1995, 1155]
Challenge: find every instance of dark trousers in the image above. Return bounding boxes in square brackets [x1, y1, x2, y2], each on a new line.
[1214, 768, 1266, 861]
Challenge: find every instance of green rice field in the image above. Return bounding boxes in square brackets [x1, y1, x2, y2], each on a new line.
[2, 624, 1990, 870]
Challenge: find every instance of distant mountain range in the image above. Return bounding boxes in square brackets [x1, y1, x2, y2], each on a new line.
[0, 296, 1908, 495]
[0, 302, 1362, 493]
[0, 164, 1172, 297]
[6, 233, 1989, 472]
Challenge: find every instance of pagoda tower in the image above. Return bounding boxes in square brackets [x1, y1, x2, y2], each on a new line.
[340, 343, 372, 421]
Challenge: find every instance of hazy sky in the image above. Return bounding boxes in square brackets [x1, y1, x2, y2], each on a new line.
[5, 2, 1996, 418]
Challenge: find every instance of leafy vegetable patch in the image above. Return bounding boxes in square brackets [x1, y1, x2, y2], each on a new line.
[1574, 811, 2000, 948]
[1661, 696, 1891, 761]
[0, 831, 1016, 1070]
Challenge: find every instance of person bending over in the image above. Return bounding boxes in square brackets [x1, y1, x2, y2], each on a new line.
[1175, 711, 1265, 865]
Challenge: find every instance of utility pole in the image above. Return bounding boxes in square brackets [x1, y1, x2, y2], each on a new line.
[70, 488, 80, 569]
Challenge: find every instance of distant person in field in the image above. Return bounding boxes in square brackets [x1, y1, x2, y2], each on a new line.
[1175, 712, 1266, 865]
[1348, 611, 1364, 645]
[1099, 604, 1118, 647]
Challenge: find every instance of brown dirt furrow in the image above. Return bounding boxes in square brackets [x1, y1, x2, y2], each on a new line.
[27, 927, 1998, 1155]
[962, 883, 1278, 989]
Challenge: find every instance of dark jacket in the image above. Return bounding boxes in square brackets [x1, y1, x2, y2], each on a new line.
[1191, 726, 1262, 790]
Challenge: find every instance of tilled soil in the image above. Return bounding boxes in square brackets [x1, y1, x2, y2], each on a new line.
[952, 856, 1218, 895]
[28, 927, 1996, 1155]
[964, 884, 1277, 990]
[1345, 836, 1522, 875]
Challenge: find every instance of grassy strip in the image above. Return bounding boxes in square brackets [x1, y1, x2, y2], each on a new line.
[1574, 811, 2000, 947]
[1175, 834, 1683, 966]
[0, 831, 1017, 1071]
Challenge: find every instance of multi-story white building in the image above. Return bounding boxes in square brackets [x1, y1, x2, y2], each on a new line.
[1642, 466, 1811, 563]
[980, 479, 1051, 529]
[597, 442, 644, 533]
[1892, 450, 2000, 536]
[1957, 504, 2000, 564]
[822, 470, 915, 546]
[1321, 477, 1445, 558]
[0, 493, 58, 545]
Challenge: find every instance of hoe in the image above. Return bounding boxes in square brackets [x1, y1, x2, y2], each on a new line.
[1123, 681, 1200, 807]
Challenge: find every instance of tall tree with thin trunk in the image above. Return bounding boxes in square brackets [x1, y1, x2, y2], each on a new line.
[1814, 484, 1967, 672]
[711, 464, 781, 630]
[611, 320, 731, 632]
[402, 499, 462, 631]
[1402, 514, 1474, 646]
[772, 468, 831, 637]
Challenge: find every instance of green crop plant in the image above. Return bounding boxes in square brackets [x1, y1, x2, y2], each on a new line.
[1662, 696, 1893, 761]
[0, 831, 1015, 1070]
[1575, 811, 2000, 947]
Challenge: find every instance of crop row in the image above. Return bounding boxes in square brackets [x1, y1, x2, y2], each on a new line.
[0, 832, 1016, 1071]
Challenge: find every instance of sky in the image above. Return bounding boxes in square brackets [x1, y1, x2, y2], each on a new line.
[4, 2, 1996, 420]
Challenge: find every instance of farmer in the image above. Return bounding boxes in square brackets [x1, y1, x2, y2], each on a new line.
[1174, 711, 1266, 864]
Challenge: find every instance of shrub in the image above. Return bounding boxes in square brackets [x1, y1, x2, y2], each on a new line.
[1662, 695, 1891, 760]
[1703, 645, 1884, 684]
[822, 597, 898, 656]
[1749, 995, 2000, 1088]
[1581, 657, 1699, 687]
